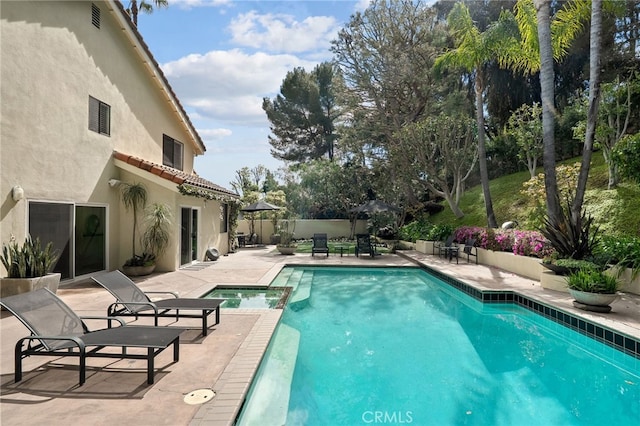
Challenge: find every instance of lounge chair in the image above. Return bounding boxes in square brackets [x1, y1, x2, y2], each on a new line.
[355, 234, 376, 258]
[312, 233, 330, 257]
[0, 288, 181, 386]
[91, 270, 223, 336]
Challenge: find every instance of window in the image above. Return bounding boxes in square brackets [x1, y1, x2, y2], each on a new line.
[91, 4, 101, 28]
[220, 204, 228, 233]
[89, 96, 110, 135]
[163, 134, 184, 170]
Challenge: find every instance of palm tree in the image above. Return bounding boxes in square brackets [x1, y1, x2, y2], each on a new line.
[572, 0, 602, 224]
[434, 2, 499, 228]
[534, 0, 563, 224]
[127, 0, 168, 26]
[120, 182, 147, 258]
[497, 0, 589, 224]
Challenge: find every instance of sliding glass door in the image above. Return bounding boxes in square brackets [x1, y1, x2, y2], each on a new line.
[28, 202, 106, 280]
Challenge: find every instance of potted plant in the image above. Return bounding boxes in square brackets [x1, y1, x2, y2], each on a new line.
[566, 268, 620, 312]
[1, 236, 61, 297]
[118, 182, 155, 276]
[276, 220, 297, 255]
[141, 203, 172, 263]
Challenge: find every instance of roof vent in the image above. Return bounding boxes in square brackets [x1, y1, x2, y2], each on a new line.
[91, 3, 101, 29]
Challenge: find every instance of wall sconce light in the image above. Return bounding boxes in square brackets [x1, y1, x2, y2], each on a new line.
[108, 179, 121, 188]
[11, 185, 24, 201]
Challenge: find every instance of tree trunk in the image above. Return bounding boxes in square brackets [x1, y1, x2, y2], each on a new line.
[534, 0, 562, 224]
[573, 0, 603, 217]
[475, 69, 497, 228]
[443, 193, 465, 219]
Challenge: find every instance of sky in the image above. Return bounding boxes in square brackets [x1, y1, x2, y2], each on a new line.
[137, 0, 371, 191]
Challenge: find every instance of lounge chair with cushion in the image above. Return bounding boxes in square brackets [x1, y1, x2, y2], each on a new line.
[91, 270, 223, 336]
[355, 234, 376, 258]
[312, 233, 330, 257]
[0, 288, 181, 386]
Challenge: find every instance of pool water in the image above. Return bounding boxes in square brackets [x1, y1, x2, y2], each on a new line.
[203, 287, 287, 309]
[237, 267, 640, 425]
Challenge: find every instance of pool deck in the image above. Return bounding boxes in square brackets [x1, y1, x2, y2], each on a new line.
[1, 246, 639, 425]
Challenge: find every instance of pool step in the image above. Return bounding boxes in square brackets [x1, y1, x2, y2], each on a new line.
[270, 267, 295, 287]
[288, 270, 314, 311]
[236, 323, 300, 426]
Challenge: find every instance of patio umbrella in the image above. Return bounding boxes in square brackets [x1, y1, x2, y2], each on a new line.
[241, 201, 281, 244]
[350, 199, 401, 214]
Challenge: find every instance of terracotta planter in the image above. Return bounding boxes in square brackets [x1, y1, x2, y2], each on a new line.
[0, 273, 62, 298]
[569, 289, 619, 313]
[121, 264, 156, 277]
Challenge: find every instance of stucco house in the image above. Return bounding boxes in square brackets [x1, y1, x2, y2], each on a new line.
[0, 1, 239, 282]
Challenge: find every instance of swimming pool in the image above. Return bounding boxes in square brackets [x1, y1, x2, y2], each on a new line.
[202, 287, 289, 309]
[237, 267, 640, 425]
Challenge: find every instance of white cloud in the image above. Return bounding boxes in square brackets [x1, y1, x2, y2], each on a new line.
[228, 10, 340, 53]
[172, 0, 233, 10]
[354, 0, 371, 12]
[198, 128, 233, 139]
[161, 49, 319, 125]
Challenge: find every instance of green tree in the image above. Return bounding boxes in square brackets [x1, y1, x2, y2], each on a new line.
[613, 132, 640, 183]
[506, 102, 543, 178]
[230, 167, 258, 196]
[497, 0, 589, 224]
[434, 2, 501, 228]
[331, 0, 448, 207]
[126, 0, 168, 26]
[574, 74, 638, 189]
[395, 114, 478, 218]
[263, 62, 342, 162]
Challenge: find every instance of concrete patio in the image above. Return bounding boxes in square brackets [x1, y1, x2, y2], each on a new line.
[1, 246, 639, 425]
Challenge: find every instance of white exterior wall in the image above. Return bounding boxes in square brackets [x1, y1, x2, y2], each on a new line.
[0, 1, 227, 279]
[237, 219, 370, 242]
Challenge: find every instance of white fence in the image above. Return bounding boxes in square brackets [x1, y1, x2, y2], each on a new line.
[237, 219, 369, 242]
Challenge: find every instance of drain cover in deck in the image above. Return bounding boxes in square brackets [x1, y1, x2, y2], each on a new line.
[184, 389, 215, 405]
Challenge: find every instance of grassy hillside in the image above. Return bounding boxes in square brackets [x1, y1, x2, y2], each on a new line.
[429, 151, 640, 237]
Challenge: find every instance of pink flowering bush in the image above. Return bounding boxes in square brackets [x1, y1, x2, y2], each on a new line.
[453, 226, 484, 243]
[512, 230, 554, 258]
[453, 226, 553, 258]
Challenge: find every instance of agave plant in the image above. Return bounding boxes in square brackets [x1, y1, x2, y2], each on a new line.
[540, 201, 599, 260]
[1, 236, 58, 278]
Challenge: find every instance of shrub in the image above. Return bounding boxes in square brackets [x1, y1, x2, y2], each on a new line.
[613, 133, 640, 183]
[453, 226, 484, 244]
[595, 234, 640, 276]
[399, 218, 433, 242]
[427, 224, 455, 241]
[512, 230, 553, 258]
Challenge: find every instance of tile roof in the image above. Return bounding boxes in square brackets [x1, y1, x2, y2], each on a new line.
[113, 151, 239, 197]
